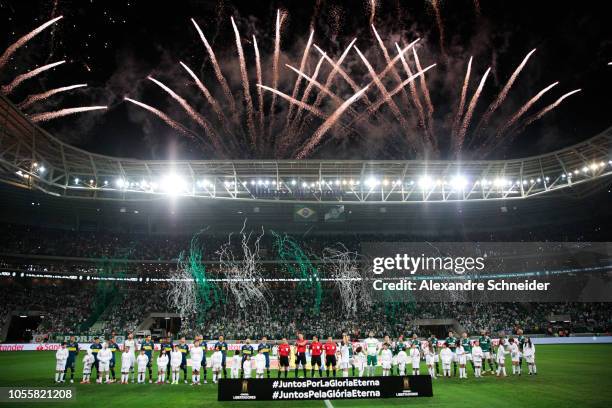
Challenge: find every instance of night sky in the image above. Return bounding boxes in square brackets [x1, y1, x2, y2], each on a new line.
[0, 0, 610, 160]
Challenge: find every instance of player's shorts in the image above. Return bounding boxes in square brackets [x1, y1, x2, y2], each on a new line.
[525, 355, 534, 364]
[56, 361, 67, 371]
[264, 354, 270, 368]
[442, 362, 451, 370]
[99, 361, 110, 371]
[310, 355, 322, 367]
[473, 359, 482, 367]
[367, 355, 377, 366]
[483, 351, 491, 359]
[279, 356, 290, 367]
[340, 360, 350, 369]
[295, 352, 307, 367]
[121, 366, 130, 374]
[83, 368, 92, 375]
[458, 355, 467, 365]
[146, 355, 153, 367]
[212, 364, 222, 371]
[65, 359, 75, 370]
[192, 362, 201, 372]
[496, 357, 505, 365]
[109, 360, 115, 369]
[325, 355, 337, 367]
[138, 367, 147, 373]
[256, 368, 264, 375]
[511, 355, 520, 363]
[381, 361, 391, 369]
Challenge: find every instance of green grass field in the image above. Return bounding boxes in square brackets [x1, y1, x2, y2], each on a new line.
[0, 344, 611, 407]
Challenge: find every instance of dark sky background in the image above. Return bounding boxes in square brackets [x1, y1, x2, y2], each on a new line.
[0, 0, 610, 160]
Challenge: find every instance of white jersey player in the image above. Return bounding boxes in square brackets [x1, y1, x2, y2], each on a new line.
[396, 349, 408, 376]
[211, 347, 223, 383]
[231, 352, 241, 379]
[456, 344, 467, 378]
[380, 344, 393, 376]
[424, 344, 436, 378]
[495, 341, 508, 377]
[509, 338, 521, 375]
[97, 343, 112, 383]
[170, 346, 182, 384]
[339, 341, 351, 377]
[363, 332, 380, 376]
[354, 346, 367, 377]
[81, 350, 95, 383]
[123, 334, 137, 382]
[471, 341, 484, 377]
[55, 344, 69, 383]
[522, 338, 537, 375]
[410, 344, 421, 375]
[156, 352, 169, 384]
[440, 344, 453, 377]
[190, 341, 204, 385]
[255, 353, 266, 378]
[136, 350, 149, 383]
[120, 349, 133, 384]
[242, 356, 252, 379]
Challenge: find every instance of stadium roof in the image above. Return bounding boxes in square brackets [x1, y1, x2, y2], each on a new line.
[1, 94, 611, 204]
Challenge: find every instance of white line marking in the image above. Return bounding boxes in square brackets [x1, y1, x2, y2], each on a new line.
[324, 399, 334, 408]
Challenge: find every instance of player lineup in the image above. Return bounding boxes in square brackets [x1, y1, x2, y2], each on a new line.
[54, 329, 537, 385]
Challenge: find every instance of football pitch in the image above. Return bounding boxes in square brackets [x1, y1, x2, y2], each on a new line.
[0, 344, 610, 407]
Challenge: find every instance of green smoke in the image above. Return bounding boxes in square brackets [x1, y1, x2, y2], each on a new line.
[272, 231, 322, 314]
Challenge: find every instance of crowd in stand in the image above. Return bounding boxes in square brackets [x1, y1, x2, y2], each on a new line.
[0, 223, 610, 342]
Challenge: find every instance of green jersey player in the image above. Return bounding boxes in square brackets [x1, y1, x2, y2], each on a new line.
[479, 330, 495, 374]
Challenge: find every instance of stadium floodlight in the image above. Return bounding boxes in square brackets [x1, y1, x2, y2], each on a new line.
[365, 177, 378, 188]
[115, 178, 126, 188]
[418, 176, 433, 189]
[38, 165, 45, 173]
[451, 175, 468, 190]
[103, 180, 108, 185]
[590, 163, 598, 171]
[335, 179, 340, 186]
[74, 177, 80, 185]
[161, 174, 186, 195]
[302, 182, 308, 188]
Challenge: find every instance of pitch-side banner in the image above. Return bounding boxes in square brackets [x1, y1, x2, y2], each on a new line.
[217, 376, 433, 401]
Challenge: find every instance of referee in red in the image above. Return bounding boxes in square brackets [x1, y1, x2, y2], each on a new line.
[294, 333, 308, 378]
[277, 338, 291, 378]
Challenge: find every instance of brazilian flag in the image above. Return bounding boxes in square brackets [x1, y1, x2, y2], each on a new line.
[294, 205, 318, 222]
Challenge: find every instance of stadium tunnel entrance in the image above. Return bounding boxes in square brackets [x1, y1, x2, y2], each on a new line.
[5, 314, 42, 342]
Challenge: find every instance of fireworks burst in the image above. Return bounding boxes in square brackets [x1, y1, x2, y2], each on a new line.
[118, 3, 583, 160]
[0, 17, 104, 123]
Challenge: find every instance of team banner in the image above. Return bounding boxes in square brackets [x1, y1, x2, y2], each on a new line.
[324, 205, 346, 222]
[217, 375, 433, 401]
